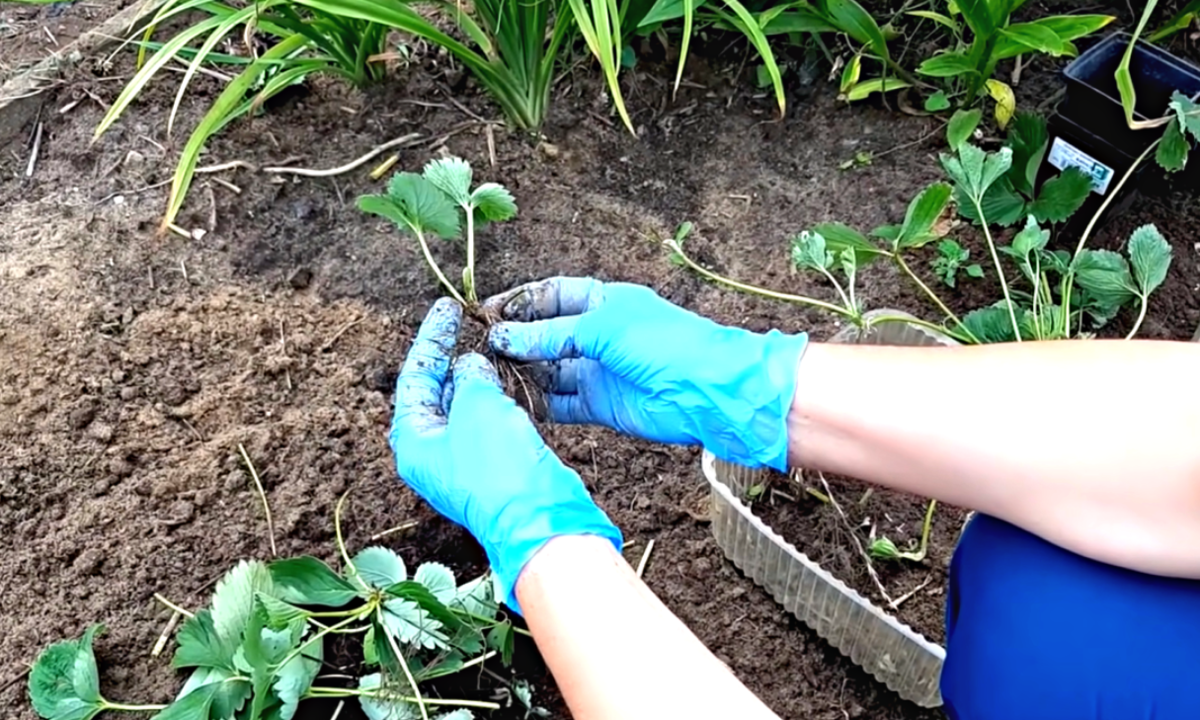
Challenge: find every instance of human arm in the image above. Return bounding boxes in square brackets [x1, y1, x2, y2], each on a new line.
[516, 535, 780, 720]
[484, 277, 1200, 579]
[790, 338, 1200, 579]
[388, 298, 781, 720]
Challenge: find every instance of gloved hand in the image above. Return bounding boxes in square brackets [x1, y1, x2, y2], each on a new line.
[484, 277, 809, 472]
[389, 298, 622, 614]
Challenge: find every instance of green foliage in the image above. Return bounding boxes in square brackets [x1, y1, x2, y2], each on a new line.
[666, 112, 1173, 346]
[28, 625, 107, 720]
[1148, 0, 1200, 42]
[932, 239, 983, 288]
[954, 112, 1091, 227]
[359, 156, 517, 307]
[868, 499, 937, 563]
[97, 0, 566, 232]
[29, 508, 519, 720]
[913, 1, 1114, 111]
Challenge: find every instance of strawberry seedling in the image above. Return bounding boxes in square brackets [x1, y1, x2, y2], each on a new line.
[27, 496, 519, 720]
[359, 157, 517, 310]
[666, 108, 1177, 344]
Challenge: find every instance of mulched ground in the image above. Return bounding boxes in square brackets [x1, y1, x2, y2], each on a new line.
[2, 3, 1199, 718]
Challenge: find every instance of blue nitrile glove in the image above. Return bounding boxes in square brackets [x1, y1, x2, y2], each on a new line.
[484, 277, 808, 473]
[389, 298, 622, 614]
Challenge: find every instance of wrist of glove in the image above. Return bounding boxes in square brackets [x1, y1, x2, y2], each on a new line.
[389, 298, 622, 614]
[485, 278, 808, 473]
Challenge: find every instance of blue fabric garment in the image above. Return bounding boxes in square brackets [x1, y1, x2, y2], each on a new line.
[941, 513, 1200, 719]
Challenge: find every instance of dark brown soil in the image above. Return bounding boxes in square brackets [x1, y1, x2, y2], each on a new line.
[2, 6, 1200, 720]
[752, 472, 967, 646]
[0, 0, 137, 82]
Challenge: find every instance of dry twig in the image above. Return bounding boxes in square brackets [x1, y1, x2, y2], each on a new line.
[25, 121, 42, 177]
[370, 521, 419, 541]
[635, 539, 656, 578]
[816, 472, 897, 608]
[151, 611, 181, 657]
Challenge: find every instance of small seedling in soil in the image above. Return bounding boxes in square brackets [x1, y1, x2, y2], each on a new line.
[932, 238, 983, 288]
[27, 494, 520, 720]
[359, 157, 517, 312]
[868, 499, 937, 563]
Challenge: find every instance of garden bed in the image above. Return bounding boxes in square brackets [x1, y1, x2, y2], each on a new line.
[3, 3, 1200, 719]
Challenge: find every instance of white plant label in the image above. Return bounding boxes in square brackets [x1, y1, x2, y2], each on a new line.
[1047, 136, 1115, 196]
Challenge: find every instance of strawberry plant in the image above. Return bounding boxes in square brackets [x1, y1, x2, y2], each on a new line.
[27, 499, 519, 720]
[358, 157, 517, 309]
[666, 106, 1178, 343]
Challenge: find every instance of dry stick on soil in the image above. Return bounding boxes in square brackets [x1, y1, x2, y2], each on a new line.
[635, 539, 656, 579]
[320, 317, 362, 352]
[153, 593, 195, 618]
[369, 521, 419, 541]
[151, 610, 182, 657]
[329, 699, 345, 720]
[261, 133, 422, 177]
[891, 574, 933, 608]
[25, 121, 42, 177]
[815, 471, 897, 609]
[0, 667, 30, 695]
[238, 443, 278, 557]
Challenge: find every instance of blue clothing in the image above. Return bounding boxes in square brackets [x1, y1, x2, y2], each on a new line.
[942, 514, 1200, 719]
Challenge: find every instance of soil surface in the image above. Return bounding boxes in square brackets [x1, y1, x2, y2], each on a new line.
[753, 473, 966, 647]
[0, 0, 140, 82]
[3, 4, 1200, 720]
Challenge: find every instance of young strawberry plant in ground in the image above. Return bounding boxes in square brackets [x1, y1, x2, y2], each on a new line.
[666, 107, 1179, 344]
[27, 494, 523, 720]
[358, 157, 517, 312]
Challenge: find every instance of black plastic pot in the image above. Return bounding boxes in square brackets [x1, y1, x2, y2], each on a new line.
[1037, 32, 1200, 233]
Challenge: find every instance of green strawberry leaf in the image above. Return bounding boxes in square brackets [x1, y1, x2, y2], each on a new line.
[413, 563, 456, 605]
[1127, 224, 1172, 297]
[1029, 167, 1091, 224]
[1157, 117, 1189, 172]
[470, 183, 517, 223]
[269, 557, 358, 607]
[28, 625, 105, 720]
[790, 231, 833, 271]
[423, 157, 472, 205]
[354, 547, 408, 590]
[172, 609, 236, 671]
[211, 560, 276, 649]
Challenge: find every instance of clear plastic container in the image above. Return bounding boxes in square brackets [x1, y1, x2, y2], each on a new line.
[701, 310, 958, 708]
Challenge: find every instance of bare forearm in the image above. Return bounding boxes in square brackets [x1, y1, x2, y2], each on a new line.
[789, 339, 1200, 577]
[515, 535, 780, 720]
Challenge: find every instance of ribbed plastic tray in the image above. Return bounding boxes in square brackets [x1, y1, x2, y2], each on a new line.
[702, 310, 958, 708]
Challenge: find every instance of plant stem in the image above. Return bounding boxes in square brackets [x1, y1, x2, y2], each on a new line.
[415, 228, 467, 306]
[1126, 296, 1150, 339]
[916, 498, 936, 557]
[377, 606, 430, 720]
[278, 610, 370, 672]
[973, 199, 1021, 341]
[816, 265, 853, 310]
[892, 254, 977, 342]
[464, 205, 477, 305]
[1060, 138, 1160, 333]
[668, 240, 854, 318]
[103, 702, 169, 712]
[335, 490, 357, 583]
[305, 687, 500, 711]
[867, 314, 973, 344]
